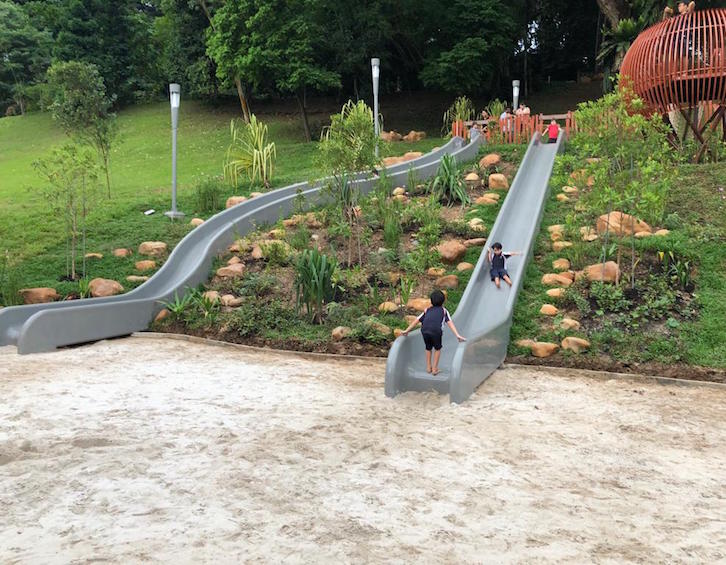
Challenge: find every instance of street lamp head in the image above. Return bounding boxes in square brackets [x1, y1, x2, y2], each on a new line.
[371, 58, 380, 79]
[169, 83, 181, 109]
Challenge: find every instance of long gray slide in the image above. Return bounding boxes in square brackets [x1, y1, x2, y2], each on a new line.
[385, 132, 564, 403]
[0, 132, 484, 354]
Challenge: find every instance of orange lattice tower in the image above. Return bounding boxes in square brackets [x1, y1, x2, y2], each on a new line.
[620, 7, 726, 160]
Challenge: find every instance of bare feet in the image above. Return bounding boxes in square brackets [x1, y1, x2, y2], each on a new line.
[426, 366, 432, 374]
[432, 368, 440, 375]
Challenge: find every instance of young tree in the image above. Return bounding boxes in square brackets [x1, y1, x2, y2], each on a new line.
[33, 145, 101, 281]
[0, 1, 52, 115]
[46, 61, 117, 198]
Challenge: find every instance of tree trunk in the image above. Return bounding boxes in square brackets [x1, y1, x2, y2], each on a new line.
[71, 213, 78, 281]
[296, 90, 312, 142]
[234, 78, 251, 123]
[353, 76, 359, 101]
[101, 147, 111, 199]
[596, 0, 630, 29]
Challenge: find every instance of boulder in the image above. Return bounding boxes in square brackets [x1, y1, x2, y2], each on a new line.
[228, 240, 247, 253]
[216, 262, 245, 278]
[402, 151, 423, 161]
[437, 240, 467, 263]
[378, 301, 399, 314]
[464, 238, 487, 248]
[282, 218, 298, 229]
[154, 309, 170, 323]
[482, 192, 500, 201]
[135, 260, 156, 271]
[475, 196, 498, 206]
[556, 194, 570, 202]
[467, 218, 486, 232]
[596, 212, 651, 236]
[405, 315, 420, 325]
[515, 339, 536, 349]
[457, 262, 474, 272]
[548, 224, 565, 234]
[84, 252, 103, 260]
[550, 231, 563, 242]
[427, 267, 446, 277]
[560, 317, 581, 331]
[402, 130, 426, 142]
[394, 328, 405, 338]
[392, 187, 406, 196]
[392, 194, 408, 204]
[540, 304, 559, 316]
[380, 130, 403, 142]
[190, 218, 204, 227]
[580, 227, 599, 242]
[584, 261, 620, 283]
[89, 278, 124, 298]
[435, 275, 459, 289]
[19, 287, 60, 304]
[331, 326, 352, 341]
[561, 337, 590, 353]
[654, 229, 670, 237]
[138, 241, 168, 257]
[226, 196, 247, 208]
[126, 275, 149, 283]
[531, 342, 560, 357]
[249, 192, 264, 198]
[559, 271, 575, 282]
[562, 186, 579, 194]
[488, 173, 509, 190]
[552, 258, 571, 271]
[407, 297, 431, 312]
[304, 213, 322, 229]
[479, 153, 501, 169]
[227, 256, 242, 265]
[221, 294, 243, 307]
[546, 288, 566, 299]
[382, 156, 404, 167]
[113, 248, 132, 258]
[385, 272, 401, 285]
[553, 241, 573, 252]
[268, 228, 285, 240]
[369, 320, 393, 337]
[541, 273, 573, 287]
[203, 290, 221, 303]
[634, 231, 653, 238]
[465, 172, 480, 184]
[251, 244, 264, 260]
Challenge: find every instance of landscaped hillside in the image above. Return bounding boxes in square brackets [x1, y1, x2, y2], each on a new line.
[0, 101, 441, 299]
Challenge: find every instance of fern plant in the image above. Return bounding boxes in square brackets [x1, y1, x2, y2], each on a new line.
[295, 248, 338, 324]
[224, 115, 276, 188]
[429, 154, 470, 206]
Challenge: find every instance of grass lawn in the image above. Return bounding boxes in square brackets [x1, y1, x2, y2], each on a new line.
[0, 101, 442, 300]
[509, 156, 726, 372]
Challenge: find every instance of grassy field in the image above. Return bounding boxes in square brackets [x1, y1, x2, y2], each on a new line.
[0, 101, 442, 298]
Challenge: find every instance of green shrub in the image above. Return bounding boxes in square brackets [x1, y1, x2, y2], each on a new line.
[590, 282, 629, 313]
[0, 251, 22, 306]
[383, 206, 403, 252]
[295, 248, 338, 323]
[287, 224, 311, 252]
[317, 100, 379, 177]
[429, 154, 470, 206]
[194, 177, 226, 214]
[442, 96, 474, 135]
[224, 115, 276, 188]
[235, 272, 277, 297]
[261, 241, 290, 266]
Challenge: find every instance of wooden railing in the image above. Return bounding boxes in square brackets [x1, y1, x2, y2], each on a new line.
[460, 111, 577, 144]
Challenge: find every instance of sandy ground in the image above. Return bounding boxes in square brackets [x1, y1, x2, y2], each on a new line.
[1, 336, 725, 564]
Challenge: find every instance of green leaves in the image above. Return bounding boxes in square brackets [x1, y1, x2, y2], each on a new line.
[318, 100, 379, 177]
[429, 154, 470, 206]
[224, 115, 276, 188]
[295, 248, 338, 324]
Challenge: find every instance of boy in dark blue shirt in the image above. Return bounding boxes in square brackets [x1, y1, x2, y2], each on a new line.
[488, 242, 522, 288]
[401, 290, 466, 375]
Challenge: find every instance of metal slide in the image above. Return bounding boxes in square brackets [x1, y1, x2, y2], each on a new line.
[385, 132, 564, 403]
[0, 132, 484, 354]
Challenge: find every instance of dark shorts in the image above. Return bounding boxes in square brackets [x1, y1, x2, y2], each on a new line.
[422, 331, 443, 351]
[490, 268, 509, 281]
[547, 137, 557, 144]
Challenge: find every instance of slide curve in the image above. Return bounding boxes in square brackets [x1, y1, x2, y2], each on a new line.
[385, 132, 564, 403]
[0, 132, 483, 354]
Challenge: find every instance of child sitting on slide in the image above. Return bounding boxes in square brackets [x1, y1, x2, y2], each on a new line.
[489, 242, 522, 288]
[401, 290, 466, 375]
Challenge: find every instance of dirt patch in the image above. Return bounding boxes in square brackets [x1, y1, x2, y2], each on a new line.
[1, 336, 725, 562]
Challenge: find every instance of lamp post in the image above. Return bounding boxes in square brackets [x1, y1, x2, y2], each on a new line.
[165, 83, 184, 219]
[512, 80, 521, 112]
[371, 58, 380, 158]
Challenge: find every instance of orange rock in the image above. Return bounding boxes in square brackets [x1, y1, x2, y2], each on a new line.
[531, 342, 559, 357]
[138, 241, 168, 257]
[331, 326, 352, 341]
[475, 196, 498, 206]
[402, 130, 426, 142]
[406, 297, 431, 312]
[113, 248, 132, 258]
[556, 194, 570, 202]
[19, 287, 60, 304]
[126, 275, 149, 283]
[216, 263, 245, 278]
[553, 241, 573, 252]
[584, 261, 620, 283]
[435, 275, 459, 289]
[464, 238, 487, 248]
[227, 256, 242, 265]
[479, 153, 501, 169]
[378, 301, 399, 313]
[221, 294, 243, 307]
[135, 260, 156, 272]
[596, 212, 651, 236]
[562, 337, 590, 353]
[225, 196, 247, 208]
[541, 273, 573, 287]
[84, 252, 103, 260]
[88, 278, 124, 298]
[550, 231, 563, 242]
[540, 304, 559, 316]
[548, 224, 564, 233]
[552, 258, 571, 271]
[426, 267, 446, 277]
[515, 339, 536, 349]
[559, 317, 581, 330]
[546, 288, 566, 299]
[154, 308, 170, 323]
[203, 290, 221, 303]
[190, 218, 204, 227]
[457, 262, 474, 272]
[580, 227, 599, 242]
[654, 229, 670, 236]
[437, 240, 467, 263]
[488, 173, 509, 190]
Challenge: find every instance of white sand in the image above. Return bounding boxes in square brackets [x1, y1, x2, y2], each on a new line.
[1, 336, 725, 564]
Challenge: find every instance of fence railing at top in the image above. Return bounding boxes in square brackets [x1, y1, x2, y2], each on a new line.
[459, 111, 578, 144]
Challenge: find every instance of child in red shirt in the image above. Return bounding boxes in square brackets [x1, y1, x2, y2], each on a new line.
[543, 120, 559, 143]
